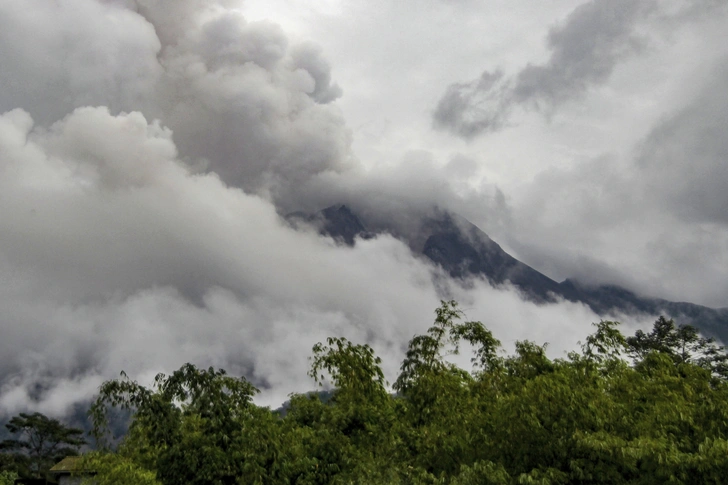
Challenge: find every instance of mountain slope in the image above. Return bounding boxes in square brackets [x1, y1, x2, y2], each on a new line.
[291, 205, 728, 343]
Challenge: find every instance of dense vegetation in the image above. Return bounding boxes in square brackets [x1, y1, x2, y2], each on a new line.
[0, 412, 85, 482]
[3, 301, 728, 484]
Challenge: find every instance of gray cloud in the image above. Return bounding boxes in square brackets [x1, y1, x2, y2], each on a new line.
[513, 0, 655, 106]
[274, 148, 514, 248]
[635, 60, 728, 225]
[290, 42, 344, 104]
[0, 0, 350, 209]
[1, 0, 723, 421]
[0, 0, 163, 124]
[0, 1, 617, 417]
[0, 105, 608, 416]
[433, 70, 512, 138]
[433, 0, 658, 138]
[500, 57, 728, 308]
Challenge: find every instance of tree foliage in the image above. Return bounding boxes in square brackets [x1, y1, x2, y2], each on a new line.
[627, 316, 728, 380]
[79, 452, 161, 485]
[0, 470, 18, 485]
[89, 363, 260, 485]
[6, 301, 728, 484]
[0, 412, 85, 479]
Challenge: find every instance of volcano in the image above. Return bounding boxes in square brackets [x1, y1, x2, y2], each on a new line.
[291, 204, 728, 343]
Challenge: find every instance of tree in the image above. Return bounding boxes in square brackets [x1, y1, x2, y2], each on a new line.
[80, 303, 728, 484]
[395, 300, 500, 392]
[0, 412, 85, 478]
[90, 364, 262, 485]
[79, 452, 161, 485]
[627, 316, 728, 380]
[0, 471, 19, 485]
[310, 337, 388, 403]
[394, 300, 463, 393]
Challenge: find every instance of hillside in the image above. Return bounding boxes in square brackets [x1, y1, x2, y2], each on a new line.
[293, 205, 728, 343]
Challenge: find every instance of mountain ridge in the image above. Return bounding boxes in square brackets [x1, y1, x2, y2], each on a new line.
[290, 204, 728, 343]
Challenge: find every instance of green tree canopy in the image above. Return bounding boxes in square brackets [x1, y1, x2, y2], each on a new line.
[79, 302, 728, 484]
[0, 412, 85, 479]
[627, 316, 728, 380]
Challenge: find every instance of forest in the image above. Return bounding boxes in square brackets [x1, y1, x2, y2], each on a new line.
[2, 301, 728, 484]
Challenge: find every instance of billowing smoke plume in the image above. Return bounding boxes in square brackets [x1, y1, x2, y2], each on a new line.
[0, 0, 349, 209]
[0, 104, 615, 414]
[0, 0, 722, 418]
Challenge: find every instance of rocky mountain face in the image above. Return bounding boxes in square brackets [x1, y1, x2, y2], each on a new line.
[291, 205, 728, 343]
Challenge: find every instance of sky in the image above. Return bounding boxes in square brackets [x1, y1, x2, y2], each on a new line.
[0, 0, 726, 414]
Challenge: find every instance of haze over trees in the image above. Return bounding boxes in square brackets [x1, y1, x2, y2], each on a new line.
[2, 301, 728, 484]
